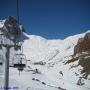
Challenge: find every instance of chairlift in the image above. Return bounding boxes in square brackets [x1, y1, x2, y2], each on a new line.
[0, 61, 3, 65]
[13, 53, 26, 72]
[0, 55, 3, 65]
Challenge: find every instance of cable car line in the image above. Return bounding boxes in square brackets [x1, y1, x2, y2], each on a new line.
[16, 0, 20, 25]
[0, 0, 27, 89]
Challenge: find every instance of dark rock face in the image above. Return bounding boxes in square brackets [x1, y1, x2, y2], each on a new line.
[4, 16, 18, 26]
[0, 16, 26, 42]
[74, 33, 90, 55]
[4, 16, 25, 32]
[79, 56, 90, 79]
[0, 16, 28, 43]
[3, 16, 22, 37]
[71, 33, 90, 79]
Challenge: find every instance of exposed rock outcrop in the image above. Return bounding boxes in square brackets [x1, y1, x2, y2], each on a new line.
[74, 33, 90, 55]
[66, 33, 90, 80]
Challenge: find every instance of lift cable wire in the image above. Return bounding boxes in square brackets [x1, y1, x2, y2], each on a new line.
[16, 0, 20, 25]
[16, 0, 24, 55]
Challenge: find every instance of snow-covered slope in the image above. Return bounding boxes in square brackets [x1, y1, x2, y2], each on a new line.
[0, 17, 90, 90]
[22, 32, 85, 62]
[18, 31, 90, 90]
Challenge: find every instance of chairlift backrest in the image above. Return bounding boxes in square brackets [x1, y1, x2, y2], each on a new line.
[13, 53, 26, 68]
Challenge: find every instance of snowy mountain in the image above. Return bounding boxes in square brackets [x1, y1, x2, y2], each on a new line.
[0, 17, 90, 90]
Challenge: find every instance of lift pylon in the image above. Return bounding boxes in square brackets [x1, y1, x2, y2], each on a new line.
[0, 16, 23, 90]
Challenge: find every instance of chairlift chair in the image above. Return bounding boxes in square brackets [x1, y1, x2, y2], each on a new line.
[14, 57, 26, 71]
[13, 53, 26, 72]
[0, 62, 3, 65]
[0, 55, 3, 65]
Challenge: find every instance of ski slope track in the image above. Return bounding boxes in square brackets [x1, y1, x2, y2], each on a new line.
[0, 18, 90, 90]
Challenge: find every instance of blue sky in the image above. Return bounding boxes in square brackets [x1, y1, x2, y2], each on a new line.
[0, 0, 90, 39]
